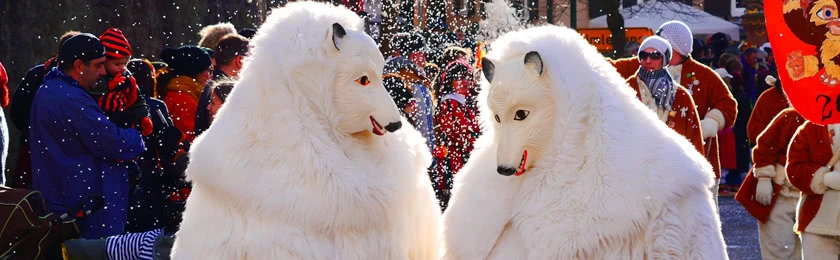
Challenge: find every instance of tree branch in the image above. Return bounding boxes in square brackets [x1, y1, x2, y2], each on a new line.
[624, 0, 703, 18]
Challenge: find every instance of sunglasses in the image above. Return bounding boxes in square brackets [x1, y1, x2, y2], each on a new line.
[639, 51, 663, 61]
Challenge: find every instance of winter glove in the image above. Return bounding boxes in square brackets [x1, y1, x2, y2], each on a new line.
[755, 178, 773, 206]
[824, 171, 840, 190]
[108, 72, 128, 90]
[137, 117, 153, 136]
[97, 74, 138, 114]
[433, 146, 448, 159]
[97, 91, 129, 114]
[700, 117, 720, 139]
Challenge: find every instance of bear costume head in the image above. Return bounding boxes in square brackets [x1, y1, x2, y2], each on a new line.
[216, 1, 401, 138]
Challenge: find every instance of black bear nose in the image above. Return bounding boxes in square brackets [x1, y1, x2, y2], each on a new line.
[497, 166, 517, 176]
[384, 121, 402, 132]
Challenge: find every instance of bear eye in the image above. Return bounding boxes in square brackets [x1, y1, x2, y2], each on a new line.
[355, 76, 371, 86]
[818, 6, 836, 20]
[494, 114, 501, 123]
[514, 110, 530, 121]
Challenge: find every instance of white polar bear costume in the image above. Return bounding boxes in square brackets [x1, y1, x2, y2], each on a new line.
[441, 25, 727, 259]
[171, 2, 441, 259]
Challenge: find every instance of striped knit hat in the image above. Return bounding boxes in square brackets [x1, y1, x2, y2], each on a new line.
[100, 28, 132, 59]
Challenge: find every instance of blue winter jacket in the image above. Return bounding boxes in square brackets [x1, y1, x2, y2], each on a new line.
[412, 83, 435, 152]
[31, 68, 145, 239]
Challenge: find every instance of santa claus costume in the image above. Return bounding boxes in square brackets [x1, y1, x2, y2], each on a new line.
[747, 76, 789, 145]
[787, 121, 840, 259]
[610, 21, 738, 186]
[736, 108, 804, 260]
[626, 36, 703, 154]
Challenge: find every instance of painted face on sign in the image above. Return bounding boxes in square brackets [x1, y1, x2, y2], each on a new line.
[781, 0, 840, 85]
[768, 0, 840, 125]
[788, 50, 806, 78]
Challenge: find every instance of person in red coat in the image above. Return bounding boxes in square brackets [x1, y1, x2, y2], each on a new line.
[432, 51, 480, 211]
[157, 46, 213, 142]
[747, 75, 789, 145]
[609, 21, 738, 188]
[736, 108, 804, 260]
[787, 121, 840, 258]
[625, 36, 704, 155]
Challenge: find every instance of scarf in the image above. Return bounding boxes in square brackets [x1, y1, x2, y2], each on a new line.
[638, 67, 677, 113]
[166, 75, 204, 101]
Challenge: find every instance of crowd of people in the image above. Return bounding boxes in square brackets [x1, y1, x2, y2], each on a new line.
[0, 23, 255, 258]
[0, 9, 827, 258]
[382, 31, 482, 210]
[0, 18, 486, 257]
[612, 21, 833, 259]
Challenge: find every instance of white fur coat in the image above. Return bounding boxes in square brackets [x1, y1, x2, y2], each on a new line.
[442, 26, 727, 260]
[170, 2, 441, 259]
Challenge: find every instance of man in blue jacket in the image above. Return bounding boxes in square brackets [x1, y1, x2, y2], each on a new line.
[30, 33, 146, 239]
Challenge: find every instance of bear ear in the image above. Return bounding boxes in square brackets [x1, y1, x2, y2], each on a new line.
[524, 51, 543, 76]
[332, 23, 347, 51]
[482, 57, 495, 83]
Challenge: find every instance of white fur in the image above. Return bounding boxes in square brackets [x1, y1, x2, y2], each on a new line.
[442, 25, 727, 259]
[171, 2, 441, 259]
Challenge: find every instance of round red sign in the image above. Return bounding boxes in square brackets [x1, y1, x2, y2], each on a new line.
[768, 0, 840, 125]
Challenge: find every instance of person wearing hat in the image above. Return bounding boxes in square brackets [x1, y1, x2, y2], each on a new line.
[30, 33, 146, 239]
[158, 45, 213, 142]
[430, 46, 480, 211]
[88, 29, 154, 206]
[624, 36, 704, 157]
[8, 30, 80, 189]
[736, 107, 804, 260]
[786, 117, 840, 258]
[89, 28, 153, 136]
[611, 21, 738, 189]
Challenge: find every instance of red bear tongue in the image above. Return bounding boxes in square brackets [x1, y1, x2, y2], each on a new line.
[515, 150, 528, 176]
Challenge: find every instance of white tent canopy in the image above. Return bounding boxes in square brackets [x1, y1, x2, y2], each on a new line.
[590, 1, 740, 40]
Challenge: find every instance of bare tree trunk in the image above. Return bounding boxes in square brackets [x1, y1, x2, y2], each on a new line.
[604, 0, 625, 58]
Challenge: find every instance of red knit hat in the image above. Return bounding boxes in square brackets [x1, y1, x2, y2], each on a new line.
[100, 28, 132, 59]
